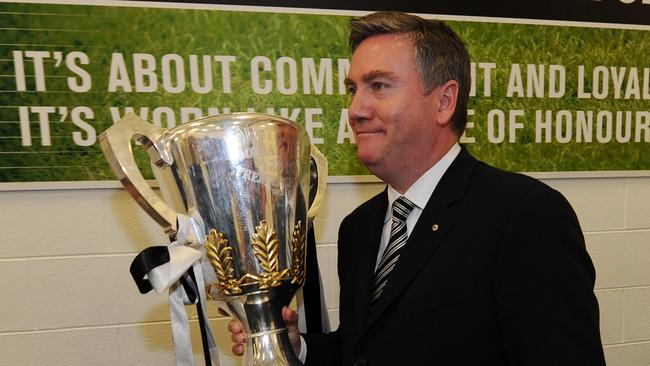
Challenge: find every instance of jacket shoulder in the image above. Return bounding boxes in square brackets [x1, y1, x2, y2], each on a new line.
[462, 159, 580, 230]
[472, 160, 556, 198]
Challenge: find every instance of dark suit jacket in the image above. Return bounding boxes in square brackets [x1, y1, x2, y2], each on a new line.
[304, 148, 605, 365]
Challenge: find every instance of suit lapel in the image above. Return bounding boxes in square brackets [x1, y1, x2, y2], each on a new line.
[364, 148, 477, 329]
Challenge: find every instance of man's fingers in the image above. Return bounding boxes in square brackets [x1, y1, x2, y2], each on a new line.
[282, 306, 298, 325]
[232, 344, 245, 356]
[228, 319, 244, 333]
[228, 319, 247, 356]
[231, 331, 246, 344]
[281, 306, 302, 356]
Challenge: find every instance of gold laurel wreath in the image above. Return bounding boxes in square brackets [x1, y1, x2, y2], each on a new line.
[205, 229, 242, 295]
[290, 221, 306, 285]
[205, 220, 306, 295]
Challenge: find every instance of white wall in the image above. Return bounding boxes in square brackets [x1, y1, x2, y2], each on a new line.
[0, 176, 649, 365]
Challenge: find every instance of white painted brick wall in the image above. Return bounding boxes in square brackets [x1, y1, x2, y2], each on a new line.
[604, 341, 650, 366]
[586, 231, 650, 289]
[0, 328, 121, 366]
[595, 289, 624, 345]
[0, 176, 648, 365]
[626, 178, 650, 230]
[623, 288, 650, 343]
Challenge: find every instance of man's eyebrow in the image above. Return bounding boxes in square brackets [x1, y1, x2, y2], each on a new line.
[344, 70, 398, 87]
[362, 70, 398, 83]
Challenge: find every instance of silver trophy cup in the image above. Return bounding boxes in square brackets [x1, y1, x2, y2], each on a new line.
[100, 113, 326, 366]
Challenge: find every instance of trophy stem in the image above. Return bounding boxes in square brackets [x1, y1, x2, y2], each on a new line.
[226, 285, 304, 366]
[243, 328, 303, 366]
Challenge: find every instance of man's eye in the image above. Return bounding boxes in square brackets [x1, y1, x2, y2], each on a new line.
[371, 82, 387, 91]
[347, 85, 356, 96]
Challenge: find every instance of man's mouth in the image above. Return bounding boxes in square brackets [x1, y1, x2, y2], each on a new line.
[355, 129, 383, 135]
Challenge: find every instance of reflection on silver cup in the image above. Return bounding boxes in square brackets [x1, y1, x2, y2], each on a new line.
[100, 113, 326, 366]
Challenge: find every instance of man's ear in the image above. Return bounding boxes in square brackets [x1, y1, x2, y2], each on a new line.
[434, 80, 459, 127]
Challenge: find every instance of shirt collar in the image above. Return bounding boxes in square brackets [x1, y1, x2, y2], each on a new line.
[385, 143, 461, 222]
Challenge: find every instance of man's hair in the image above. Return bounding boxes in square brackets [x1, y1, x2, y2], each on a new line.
[349, 11, 471, 135]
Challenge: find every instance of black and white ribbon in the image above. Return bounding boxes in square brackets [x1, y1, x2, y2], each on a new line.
[130, 214, 221, 366]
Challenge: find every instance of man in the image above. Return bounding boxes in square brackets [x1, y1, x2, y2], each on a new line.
[230, 11, 605, 365]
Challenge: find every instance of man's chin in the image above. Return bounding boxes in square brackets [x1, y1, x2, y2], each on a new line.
[357, 153, 382, 174]
[357, 151, 376, 165]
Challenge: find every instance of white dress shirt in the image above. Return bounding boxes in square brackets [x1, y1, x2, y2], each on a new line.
[376, 143, 461, 269]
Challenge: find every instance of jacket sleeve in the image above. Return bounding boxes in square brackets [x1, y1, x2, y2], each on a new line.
[496, 187, 605, 365]
[302, 213, 353, 366]
[302, 330, 341, 366]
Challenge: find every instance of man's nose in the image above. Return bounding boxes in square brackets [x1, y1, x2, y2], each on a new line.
[348, 92, 372, 125]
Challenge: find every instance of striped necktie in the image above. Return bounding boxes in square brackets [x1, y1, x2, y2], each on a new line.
[370, 196, 416, 307]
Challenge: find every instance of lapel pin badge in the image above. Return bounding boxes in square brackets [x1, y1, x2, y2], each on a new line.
[431, 223, 439, 232]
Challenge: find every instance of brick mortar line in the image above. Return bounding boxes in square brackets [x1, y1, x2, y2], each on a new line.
[595, 286, 650, 291]
[0, 253, 139, 262]
[0, 317, 231, 336]
[603, 339, 650, 348]
[584, 228, 650, 235]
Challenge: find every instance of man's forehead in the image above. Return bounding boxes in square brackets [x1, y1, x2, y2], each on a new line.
[346, 38, 417, 84]
[349, 34, 414, 65]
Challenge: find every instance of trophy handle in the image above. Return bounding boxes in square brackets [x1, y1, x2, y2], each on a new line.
[99, 113, 179, 238]
[307, 144, 328, 223]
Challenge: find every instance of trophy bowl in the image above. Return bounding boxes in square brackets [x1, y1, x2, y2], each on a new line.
[100, 112, 326, 366]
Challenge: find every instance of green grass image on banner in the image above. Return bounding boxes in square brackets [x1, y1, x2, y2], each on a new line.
[0, 2, 648, 183]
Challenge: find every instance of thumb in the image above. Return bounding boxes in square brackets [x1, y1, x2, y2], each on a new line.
[282, 306, 301, 355]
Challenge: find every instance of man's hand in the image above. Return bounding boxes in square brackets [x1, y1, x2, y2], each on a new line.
[226, 306, 302, 356]
[227, 317, 246, 356]
[282, 306, 302, 356]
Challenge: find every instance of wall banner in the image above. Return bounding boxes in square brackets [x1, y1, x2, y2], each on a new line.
[1, 1, 649, 185]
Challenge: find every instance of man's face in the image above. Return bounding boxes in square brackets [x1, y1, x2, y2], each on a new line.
[346, 34, 443, 183]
